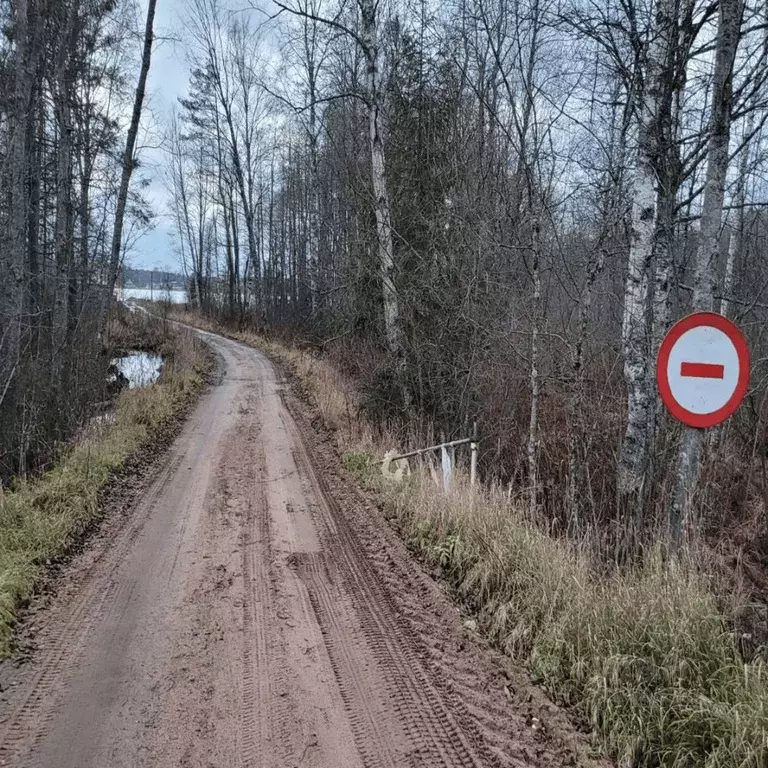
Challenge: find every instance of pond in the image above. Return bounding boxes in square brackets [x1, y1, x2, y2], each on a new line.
[112, 351, 164, 389]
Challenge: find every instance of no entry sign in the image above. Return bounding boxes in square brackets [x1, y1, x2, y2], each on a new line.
[657, 312, 750, 428]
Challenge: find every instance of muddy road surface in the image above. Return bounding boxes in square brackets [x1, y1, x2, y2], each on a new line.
[0, 329, 593, 768]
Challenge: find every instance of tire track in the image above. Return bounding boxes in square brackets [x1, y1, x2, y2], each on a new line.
[282, 399, 490, 768]
[237, 415, 272, 768]
[237, 405, 294, 768]
[290, 552, 409, 768]
[0, 450, 187, 765]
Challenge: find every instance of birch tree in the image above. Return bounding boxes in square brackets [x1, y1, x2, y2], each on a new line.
[268, 0, 408, 399]
[616, 0, 678, 530]
[669, 0, 745, 548]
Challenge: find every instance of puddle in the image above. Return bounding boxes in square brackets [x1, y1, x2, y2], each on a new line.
[112, 351, 163, 389]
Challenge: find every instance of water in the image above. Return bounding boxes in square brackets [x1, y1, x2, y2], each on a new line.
[113, 352, 163, 389]
[122, 288, 187, 304]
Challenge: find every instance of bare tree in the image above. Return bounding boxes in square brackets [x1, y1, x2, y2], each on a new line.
[616, 0, 679, 531]
[106, 0, 158, 305]
[669, 0, 745, 549]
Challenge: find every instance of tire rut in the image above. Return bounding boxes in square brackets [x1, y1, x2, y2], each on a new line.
[283, 401, 490, 768]
[239, 414, 281, 768]
[0, 451, 187, 765]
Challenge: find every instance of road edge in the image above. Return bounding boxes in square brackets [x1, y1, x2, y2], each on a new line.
[0, 332, 218, 676]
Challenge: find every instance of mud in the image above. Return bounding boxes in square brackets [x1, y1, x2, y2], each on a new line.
[0, 328, 604, 767]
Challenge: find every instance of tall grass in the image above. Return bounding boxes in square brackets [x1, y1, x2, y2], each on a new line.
[0, 322, 209, 656]
[169, 308, 768, 766]
[385, 478, 768, 767]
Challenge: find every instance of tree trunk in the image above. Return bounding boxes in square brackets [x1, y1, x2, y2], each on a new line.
[359, 0, 408, 406]
[54, 0, 79, 345]
[721, 102, 754, 319]
[527, 212, 542, 518]
[4, 0, 36, 387]
[669, 0, 744, 549]
[105, 0, 158, 313]
[617, 0, 676, 536]
[569, 243, 605, 531]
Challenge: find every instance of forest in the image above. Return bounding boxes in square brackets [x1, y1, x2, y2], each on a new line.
[166, 0, 768, 556]
[0, 0, 157, 479]
[1, 0, 768, 552]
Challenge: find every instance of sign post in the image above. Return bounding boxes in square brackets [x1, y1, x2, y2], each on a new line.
[657, 312, 750, 429]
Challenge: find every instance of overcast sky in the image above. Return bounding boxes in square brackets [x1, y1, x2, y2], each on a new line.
[129, 0, 191, 273]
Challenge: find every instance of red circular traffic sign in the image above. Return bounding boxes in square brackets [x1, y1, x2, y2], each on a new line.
[657, 312, 750, 428]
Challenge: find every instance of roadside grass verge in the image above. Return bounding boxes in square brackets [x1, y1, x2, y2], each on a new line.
[164, 308, 768, 767]
[0, 318, 210, 657]
[385, 478, 768, 767]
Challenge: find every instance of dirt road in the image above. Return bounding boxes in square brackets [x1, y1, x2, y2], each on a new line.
[0, 329, 591, 767]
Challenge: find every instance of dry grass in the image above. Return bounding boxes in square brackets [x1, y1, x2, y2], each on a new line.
[385, 478, 768, 767]
[0, 316, 210, 656]
[167, 307, 768, 767]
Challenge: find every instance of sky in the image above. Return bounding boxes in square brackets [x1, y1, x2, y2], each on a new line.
[129, 0, 281, 273]
[129, 0, 191, 273]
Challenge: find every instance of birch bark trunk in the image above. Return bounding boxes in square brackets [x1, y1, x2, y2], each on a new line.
[669, 0, 744, 549]
[617, 0, 674, 521]
[359, 0, 408, 405]
[649, 0, 695, 363]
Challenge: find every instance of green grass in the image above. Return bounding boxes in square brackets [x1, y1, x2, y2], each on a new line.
[342, 449, 376, 479]
[0, 327, 209, 656]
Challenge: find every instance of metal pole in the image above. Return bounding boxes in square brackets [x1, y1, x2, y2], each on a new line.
[381, 437, 472, 464]
[470, 422, 478, 487]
